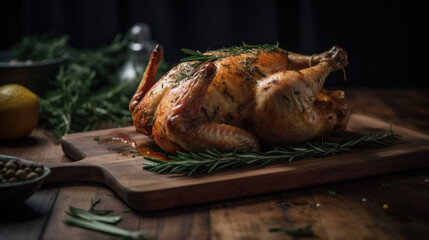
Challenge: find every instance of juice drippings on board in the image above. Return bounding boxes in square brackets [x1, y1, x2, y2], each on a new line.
[98, 133, 169, 161]
[135, 140, 169, 160]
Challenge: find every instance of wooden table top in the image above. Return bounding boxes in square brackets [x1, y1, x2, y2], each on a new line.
[1, 88, 429, 240]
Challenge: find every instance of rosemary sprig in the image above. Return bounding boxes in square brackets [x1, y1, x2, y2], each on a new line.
[143, 128, 397, 176]
[217, 41, 279, 53]
[269, 224, 314, 238]
[180, 48, 220, 63]
[176, 42, 279, 84]
[180, 41, 279, 64]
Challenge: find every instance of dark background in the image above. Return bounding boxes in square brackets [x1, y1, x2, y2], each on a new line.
[1, 0, 428, 88]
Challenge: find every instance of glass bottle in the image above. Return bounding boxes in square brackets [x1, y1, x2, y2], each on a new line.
[118, 23, 160, 86]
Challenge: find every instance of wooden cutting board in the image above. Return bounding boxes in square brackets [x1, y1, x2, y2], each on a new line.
[44, 114, 429, 211]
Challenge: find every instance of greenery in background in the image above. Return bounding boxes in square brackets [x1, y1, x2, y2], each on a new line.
[12, 34, 169, 137]
[12, 35, 70, 61]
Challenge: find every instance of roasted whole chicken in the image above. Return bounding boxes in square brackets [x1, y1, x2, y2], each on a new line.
[129, 44, 350, 154]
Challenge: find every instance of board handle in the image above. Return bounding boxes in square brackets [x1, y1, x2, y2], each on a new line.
[43, 162, 105, 185]
[62, 139, 86, 161]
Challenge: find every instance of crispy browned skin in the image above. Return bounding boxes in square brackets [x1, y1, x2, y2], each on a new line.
[130, 45, 350, 154]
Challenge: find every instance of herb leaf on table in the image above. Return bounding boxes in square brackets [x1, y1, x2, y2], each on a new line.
[88, 198, 114, 215]
[269, 224, 315, 238]
[64, 200, 145, 239]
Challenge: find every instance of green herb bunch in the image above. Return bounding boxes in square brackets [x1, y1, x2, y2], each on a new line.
[12, 34, 168, 137]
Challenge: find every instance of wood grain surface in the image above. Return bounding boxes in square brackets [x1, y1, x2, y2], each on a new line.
[1, 88, 429, 240]
[44, 113, 429, 211]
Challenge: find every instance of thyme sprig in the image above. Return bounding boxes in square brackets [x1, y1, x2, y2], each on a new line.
[143, 128, 397, 176]
[180, 41, 279, 64]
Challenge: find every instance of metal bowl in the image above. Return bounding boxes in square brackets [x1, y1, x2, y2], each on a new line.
[0, 155, 51, 206]
[0, 51, 68, 96]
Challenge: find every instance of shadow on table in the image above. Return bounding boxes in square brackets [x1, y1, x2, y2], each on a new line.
[0, 187, 58, 240]
[0, 201, 46, 222]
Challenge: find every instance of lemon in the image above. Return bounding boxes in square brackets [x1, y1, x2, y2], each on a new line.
[0, 84, 39, 140]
